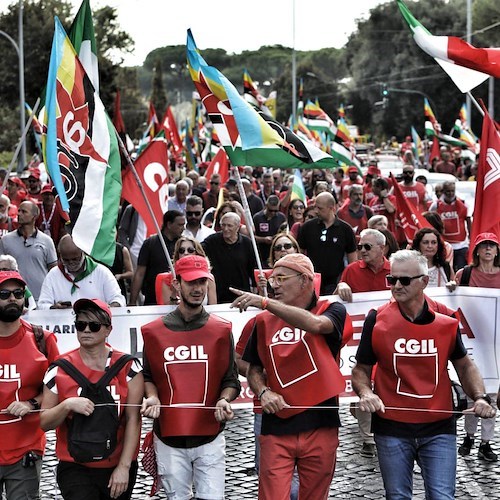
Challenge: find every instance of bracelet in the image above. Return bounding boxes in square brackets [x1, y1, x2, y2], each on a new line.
[216, 396, 230, 403]
[261, 297, 269, 310]
[28, 398, 40, 410]
[258, 387, 271, 400]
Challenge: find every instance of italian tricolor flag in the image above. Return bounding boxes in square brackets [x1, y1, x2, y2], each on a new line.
[398, 0, 500, 93]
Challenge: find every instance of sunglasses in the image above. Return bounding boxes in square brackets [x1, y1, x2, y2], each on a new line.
[186, 211, 202, 217]
[0, 288, 25, 300]
[357, 243, 374, 251]
[74, 321, 108, 332]
[292, 205, 305, 210]
[386, 274, 424, 286]
[403, 171, 414, 175]
[268, 273, 301, 287]
[179, 247, 196, 255]
[274, 243, 293, 251]
[210, 181, 220, 185]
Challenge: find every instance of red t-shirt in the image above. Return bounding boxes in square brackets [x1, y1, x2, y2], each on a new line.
[339, 258, 391, 292]
[369, 195, 397, 234]
[398, 182, 427, 213]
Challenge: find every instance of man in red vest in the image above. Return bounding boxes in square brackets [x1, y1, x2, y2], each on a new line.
[232, 253, 351, 500]
[141, 255, 240, 499]
[352, 249, 495, 499]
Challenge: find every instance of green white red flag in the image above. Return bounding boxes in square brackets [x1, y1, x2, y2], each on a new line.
[398, 0, 500, 93]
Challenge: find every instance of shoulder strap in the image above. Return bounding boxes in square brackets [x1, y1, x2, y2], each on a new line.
[97, 354, 136, 388]
[31, 323, 47, 356]
[52, 358, 91, 389]
[459, 265, 472, 286]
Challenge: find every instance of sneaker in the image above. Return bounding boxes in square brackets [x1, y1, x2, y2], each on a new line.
[478, 443, 498, 462]
[458, 436, 474, 456]
[360, 443, 376, 458]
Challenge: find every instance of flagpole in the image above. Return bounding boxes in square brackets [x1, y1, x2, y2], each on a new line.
[233, 166, 268, 297]
[467, 92, 485, 118]
[114, 130, 176, 278]
[1, 97, 40, 194]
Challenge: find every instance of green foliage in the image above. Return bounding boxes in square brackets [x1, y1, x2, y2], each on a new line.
[150, 59, 167, 117]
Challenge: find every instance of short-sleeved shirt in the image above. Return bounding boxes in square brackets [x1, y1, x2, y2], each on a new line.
[355, 300, 466, 438]
[253, 210, 287, 262]
[137, 234, 177, 305]
[339, 258, 391, 293]
[243, 298, 346, 436]
[0, 229, 57, 300]
[297, 217, 356, 293]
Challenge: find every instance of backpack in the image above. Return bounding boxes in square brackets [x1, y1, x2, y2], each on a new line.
[458, 265, 472, 286]
[53, 354, 135, 463]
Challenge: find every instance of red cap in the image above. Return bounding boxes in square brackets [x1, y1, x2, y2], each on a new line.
[174, 255, 212, 281]
[0, 271, 26, 287]
[8, 176, 25, 187]
[473, 232, 499, 250]
[41, 184, 54, 195]
[73, 298, 112, 323]
[367, 166, 380, 176]
[348, 166, 358, 174]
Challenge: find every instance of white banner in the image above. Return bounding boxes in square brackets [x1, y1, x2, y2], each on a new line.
[26, 287, 500, 406]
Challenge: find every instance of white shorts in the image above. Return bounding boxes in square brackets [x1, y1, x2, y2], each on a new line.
[153, 432, 226, 500]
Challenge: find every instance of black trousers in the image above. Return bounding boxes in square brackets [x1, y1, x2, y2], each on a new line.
[56, 460, 138, 500]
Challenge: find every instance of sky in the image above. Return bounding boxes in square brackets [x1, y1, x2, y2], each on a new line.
[66, 0, 389, 66]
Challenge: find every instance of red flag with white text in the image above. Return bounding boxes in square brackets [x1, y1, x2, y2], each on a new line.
[469, 111, 500, 257]
[391, 173, 432, 242]
[121, 133, 170, 236]
[160, 106, 183, 161]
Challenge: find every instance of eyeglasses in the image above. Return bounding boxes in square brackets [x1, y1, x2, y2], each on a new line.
[274, 243, 293, 252]
[386, 274, 424, 286]
[402, 171, 414, 175]
[357, 243, 374, 251]
[186, 211, 202, 217]
[210, 181, 220, 185]
[75, 321, 108, 332]
[478, 241, 497, 248]
[292, 205, 305, 210]
[268, 273, 302, 287]
[178, 246, 196, 255]
[0, 288, 25, 300]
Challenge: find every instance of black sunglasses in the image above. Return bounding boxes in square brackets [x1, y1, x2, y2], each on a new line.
[0, 288, 25, 300]
[74, 321, 108, 332]
[274, 243, 293, 251]
[186, 211, 202, 217]
[357, 243, 374, 251]
[386, 274, 424, 286]
[179, 247, 196, 255]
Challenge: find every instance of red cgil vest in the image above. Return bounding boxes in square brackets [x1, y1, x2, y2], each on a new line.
[142, 315, 232, 437]
[436, 199, 468, 242]
[372, 301, 458, 423]
[255, 299, 345, 419]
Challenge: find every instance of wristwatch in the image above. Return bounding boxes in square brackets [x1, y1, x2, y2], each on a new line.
[28, 398, 41, 410]
[474, 393, 492, 405]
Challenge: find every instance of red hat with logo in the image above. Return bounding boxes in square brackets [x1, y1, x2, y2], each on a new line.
[0, 271, 26, 287]
[175, 255, 212, 281]
[348, 166, 359, 174]
[73, 298, 112, 323]
[472, 232, 499, 250]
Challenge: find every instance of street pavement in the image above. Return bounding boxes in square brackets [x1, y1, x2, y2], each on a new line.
[38, 406, 500, 499]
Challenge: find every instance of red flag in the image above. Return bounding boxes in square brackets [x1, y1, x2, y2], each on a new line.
[112, 89, 126, 136]
[468, 110, 500, 258]
[121, 134, 169, 236]
[147, 102, 161, 138]
[204, 148, 229, 185]
[160, 106, 183, 160]
[390, 173, 432, 242]
[429, 137, 441, 164]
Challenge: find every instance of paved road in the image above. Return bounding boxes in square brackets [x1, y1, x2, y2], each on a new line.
[38, 406, 500, 499]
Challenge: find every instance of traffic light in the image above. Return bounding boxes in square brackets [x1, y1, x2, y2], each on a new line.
[382, 84, 389, 97]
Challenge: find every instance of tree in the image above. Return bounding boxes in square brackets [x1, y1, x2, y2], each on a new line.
[150, 59, 167, 116]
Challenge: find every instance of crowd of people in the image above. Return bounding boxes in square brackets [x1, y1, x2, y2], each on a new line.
[0, 139, 498, 499]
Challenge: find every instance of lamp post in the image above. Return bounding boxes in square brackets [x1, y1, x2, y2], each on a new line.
[0, 0, 25, 172]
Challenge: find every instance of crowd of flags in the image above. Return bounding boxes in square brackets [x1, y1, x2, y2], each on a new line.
[25, 0, 499, 268]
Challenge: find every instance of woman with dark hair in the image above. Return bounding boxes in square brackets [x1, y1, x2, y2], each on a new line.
[155, 236, 217, 305]
[456, 232, 500, 463]
[411, 227, 455, 288]
[287, 199, 306, 231]
[41, 299, 144, 499]
[379, 229, 399, 259]
[422, 211, 454, 266]
[290, 204, 317, 239]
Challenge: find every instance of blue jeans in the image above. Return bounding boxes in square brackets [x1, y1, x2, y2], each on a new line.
[375, 434, 456, 500]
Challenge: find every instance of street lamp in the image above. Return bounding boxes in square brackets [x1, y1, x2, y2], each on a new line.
[0, 0, 25, 172]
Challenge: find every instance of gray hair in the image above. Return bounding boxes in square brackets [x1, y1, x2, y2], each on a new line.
[367, 215, 388, 229]
[360, 228, 386, 246]
[389, 249, 428, 276]
[221, 212, 240, 225]
[0, 194, 10, 206]
[0, 254, 18, 270]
